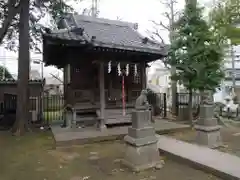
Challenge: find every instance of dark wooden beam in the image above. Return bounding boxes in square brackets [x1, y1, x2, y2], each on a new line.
[99, 62, 106, 129]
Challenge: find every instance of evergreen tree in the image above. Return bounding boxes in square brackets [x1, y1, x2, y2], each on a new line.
[0, 66, 13, 79]
[166, 0, 225, 122]
[209, 0, 240, 45]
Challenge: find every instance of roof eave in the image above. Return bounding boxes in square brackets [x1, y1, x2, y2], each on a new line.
[91, 41, 167, 56]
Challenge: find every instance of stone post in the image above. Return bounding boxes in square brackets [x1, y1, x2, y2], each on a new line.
[65, 110, 72, 128]
[122, 109, 162, 171]
[195, 93, 222, 148]
[71, 108, 77, 129]
[63, 105, 75, 128]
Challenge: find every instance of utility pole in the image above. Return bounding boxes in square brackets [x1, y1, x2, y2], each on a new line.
[231, 44, 236, 89]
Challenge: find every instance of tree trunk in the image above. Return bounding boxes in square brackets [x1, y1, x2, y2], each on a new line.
[188, 88, 193, 126]
[171, 68, 177, 114]
[169, 0, 177, 115]
[12, 0, 30, 136]
[0, 0, 21, 45]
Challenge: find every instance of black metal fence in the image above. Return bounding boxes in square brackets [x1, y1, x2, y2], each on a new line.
[147, 92, 167, 118]
[175, 93, 201, 116]
[3, 93, 17, 113]
[0, 93, 64, 128]
[0, 91, 203, 129]
[147, 92, 202, 118]
[43, 95, 64, 125]
[0, 94, 17, 129]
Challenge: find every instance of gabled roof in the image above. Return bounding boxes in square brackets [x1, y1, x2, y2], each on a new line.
[44, 14, 167, 55]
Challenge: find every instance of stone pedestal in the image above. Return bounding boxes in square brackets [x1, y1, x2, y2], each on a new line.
[98, 117, 107, 131]
[122, 110, 162, 172]
[71, 110, 77, 129]
[177, 104, 189, 121]
[195, 104, 222, 148]
[65, 111, 73, 128]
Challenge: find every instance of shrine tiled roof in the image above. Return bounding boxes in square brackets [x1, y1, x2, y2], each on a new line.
[43, 28, 87, 42]
[43, 14, 167, 55]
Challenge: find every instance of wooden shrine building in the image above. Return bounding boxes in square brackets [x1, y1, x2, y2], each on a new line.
[42, 14, 167, 126]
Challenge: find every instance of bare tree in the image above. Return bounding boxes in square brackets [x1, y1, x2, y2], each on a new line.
[50, 70, 63, 84]
[148, 0, 182, 115]
[82, 0, 99, 17]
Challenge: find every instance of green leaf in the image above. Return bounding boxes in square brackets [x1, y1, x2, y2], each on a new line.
[165, 1, 225, 92]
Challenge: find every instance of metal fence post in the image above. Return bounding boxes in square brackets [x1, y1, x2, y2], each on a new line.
[163, 93, 167, 118]
[175, 93, 179, 116]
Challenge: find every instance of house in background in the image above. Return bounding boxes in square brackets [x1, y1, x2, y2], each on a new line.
[44, 76, 63, 95]
[147, 60, 184, 93]
[223, 68, 240, 99]
[224, 68, 240, 86]
[30, 70, 41, 80]
[147, 60, 169, 92]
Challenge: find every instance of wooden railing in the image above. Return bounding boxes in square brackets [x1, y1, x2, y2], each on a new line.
[72, 89, 141, 108]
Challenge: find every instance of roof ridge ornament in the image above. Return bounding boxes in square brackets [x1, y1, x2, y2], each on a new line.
[142, 37, 148, 44]
[44, 28, 52, 34]
[72, 27, 84, 36]
[91, 36, 96, 42]
[133, 23, 138, 30]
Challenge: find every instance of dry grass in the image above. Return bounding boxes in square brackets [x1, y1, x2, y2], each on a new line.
[0, 130, 221, 180]
[169, 126, 240, 157]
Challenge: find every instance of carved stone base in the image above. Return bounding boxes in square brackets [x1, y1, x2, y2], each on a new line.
[95, 117, 107, 131]
[65, 112, 73, 128]
[195, 104, 222, 148]
[122, 109, 162, 172]
[195, 125, 222, 148]
[177, 104, 189, 121]
[121, 140, 161, 172]
[71, 110, 77, 129]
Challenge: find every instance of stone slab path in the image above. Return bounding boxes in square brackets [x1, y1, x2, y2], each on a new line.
[52, 120, 189, 147]
[157, 135, 240, 180]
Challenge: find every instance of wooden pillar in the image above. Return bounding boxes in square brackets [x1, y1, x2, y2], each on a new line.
[141, 63, 147, 89]
[63, 64, 71, 105]
[99, 62, 106, 129]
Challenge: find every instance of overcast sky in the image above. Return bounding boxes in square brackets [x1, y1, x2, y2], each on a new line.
[0, 0, 213, 78]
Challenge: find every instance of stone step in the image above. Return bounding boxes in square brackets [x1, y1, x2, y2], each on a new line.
[105, 115, 131, 125]
[157, 135, 240, 180]
[75, 116, 96, 122]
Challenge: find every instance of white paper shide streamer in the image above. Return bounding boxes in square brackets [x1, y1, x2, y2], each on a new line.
[108, 61, 111, 73]
[126, 64, 129, 76]
[134, 64, 138, 76]
[117, 63, 121, 76]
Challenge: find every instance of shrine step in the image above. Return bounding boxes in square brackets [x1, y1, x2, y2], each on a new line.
[76, 117, 97, 126]
[105, 109, 132, 125]
[105, 116, 131, 125]
[75, 111, 97, 126]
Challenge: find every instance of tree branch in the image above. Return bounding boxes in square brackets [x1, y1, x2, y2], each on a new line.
[159, 0, 178, 9]
[151, 20, 170, 31]
[0, 0, 21, 45]
[148, 27, 166, 44]
[50, 73, 63, 83]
